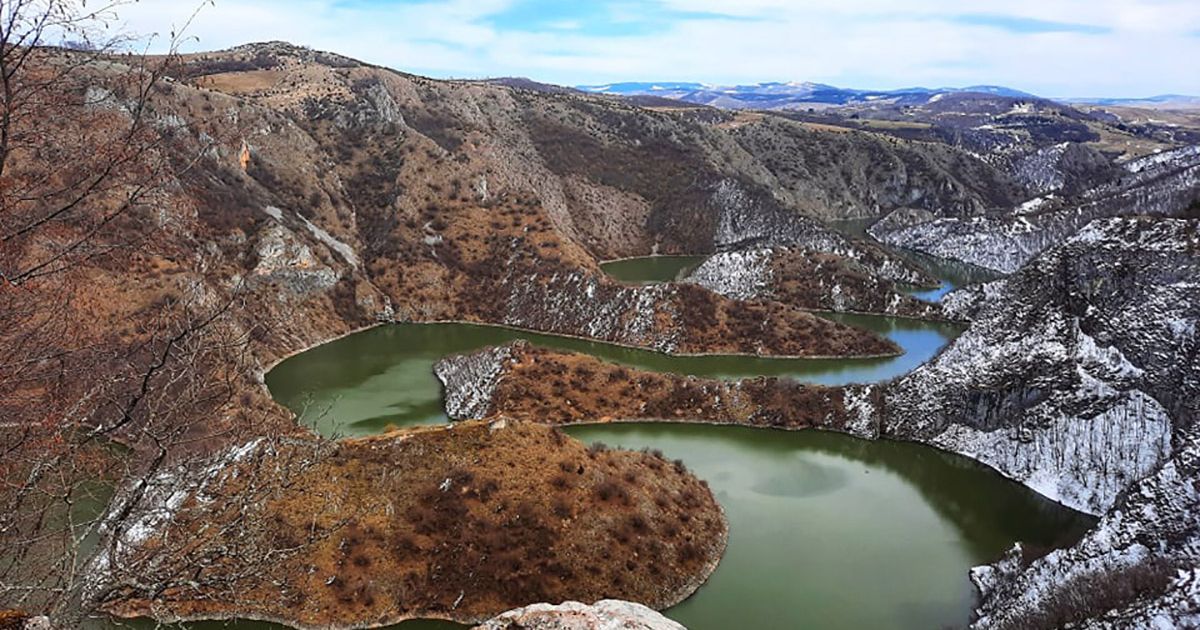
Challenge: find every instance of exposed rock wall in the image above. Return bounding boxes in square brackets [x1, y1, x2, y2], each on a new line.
[969, 429, 1200, 629]
[871, 147, 1200, 272]
[942, 216, 1200, 627]
[435, 344, 515, 420]
[883, 217, 1199, 515]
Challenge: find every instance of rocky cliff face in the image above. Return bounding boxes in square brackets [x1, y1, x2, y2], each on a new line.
[883, 217, 1198, 515]
[870, 146, 1200, 272]
[969, 430, 1200, 629]
[916, 217, 1200, 628]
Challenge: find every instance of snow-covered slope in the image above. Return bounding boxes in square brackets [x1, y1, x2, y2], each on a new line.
[884, 216, 1199, 515]
[870, 147, 1200, 272]
[880, 216, 1200, 625]
[970, 430, 1200, 629]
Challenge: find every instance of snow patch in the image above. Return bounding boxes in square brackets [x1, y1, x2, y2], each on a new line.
[685, 248, 775, 301]
[435, 344, 516, 420]
[932, 391, 1172, 514]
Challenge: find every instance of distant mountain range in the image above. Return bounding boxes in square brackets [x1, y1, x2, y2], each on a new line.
[575, 81, 1200, 110]
[575, 81, 1038, 109]
[1064, 94, 1200, 109]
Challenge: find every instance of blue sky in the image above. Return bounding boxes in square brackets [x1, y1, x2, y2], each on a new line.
[482, 1, 756, 36]
[118, 0, 1200, 97]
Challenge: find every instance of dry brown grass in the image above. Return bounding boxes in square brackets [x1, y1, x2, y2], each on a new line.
[102, 420, 727, 627]
[0, 610, 28, 629]
[195, 70, 284, 94]
[482, 343, 872, 433]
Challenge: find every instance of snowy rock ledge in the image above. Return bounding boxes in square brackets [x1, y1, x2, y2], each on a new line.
[435, 343, 517, 420]
[474, 600, 686, 630]
[685, 248, 775, 301]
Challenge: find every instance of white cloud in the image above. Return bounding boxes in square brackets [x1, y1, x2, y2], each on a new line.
[109, 0, 1200, 97]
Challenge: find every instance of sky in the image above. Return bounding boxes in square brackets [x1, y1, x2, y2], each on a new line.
[108, 0, 1200, 98]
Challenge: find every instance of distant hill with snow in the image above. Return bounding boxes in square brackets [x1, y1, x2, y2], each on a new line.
[1065, 94, 1200, 109]
[575, 81, 1038, 109]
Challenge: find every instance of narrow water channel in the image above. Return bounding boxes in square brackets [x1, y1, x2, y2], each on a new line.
[114, 254, 1091, 630]
[265, 315, 960, 438]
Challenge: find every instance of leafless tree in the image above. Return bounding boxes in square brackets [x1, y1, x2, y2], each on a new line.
[0, 2, 279, 627]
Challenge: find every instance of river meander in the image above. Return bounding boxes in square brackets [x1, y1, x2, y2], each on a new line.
[265, 314, 961, 438]
[114, 255, 1092, 630]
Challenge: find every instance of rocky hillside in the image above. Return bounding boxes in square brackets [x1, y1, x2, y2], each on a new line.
[179, 44, 1197, 627]
[140, 41, 984, 360]
[870, 146, 1200, 272]
[6, 42, 960, 630]
[684, 247, 946, 320]
[883, 216, 1200, 627]
[883, 217, 1198, 515]
[435, 216, 1200, 627]
[726, 115, 1024, 220]
[434, 341, 879, 438]
[11, 37, 1199, 630]
[584, 73, 1199, 273]
[970, 431, 1199, 629]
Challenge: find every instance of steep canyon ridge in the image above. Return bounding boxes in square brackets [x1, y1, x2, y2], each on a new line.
[1, 33, 1198, 630]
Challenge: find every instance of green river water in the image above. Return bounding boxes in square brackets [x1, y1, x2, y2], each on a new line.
[107, 255, 1092, 630]
[600, 255, 708, 284]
